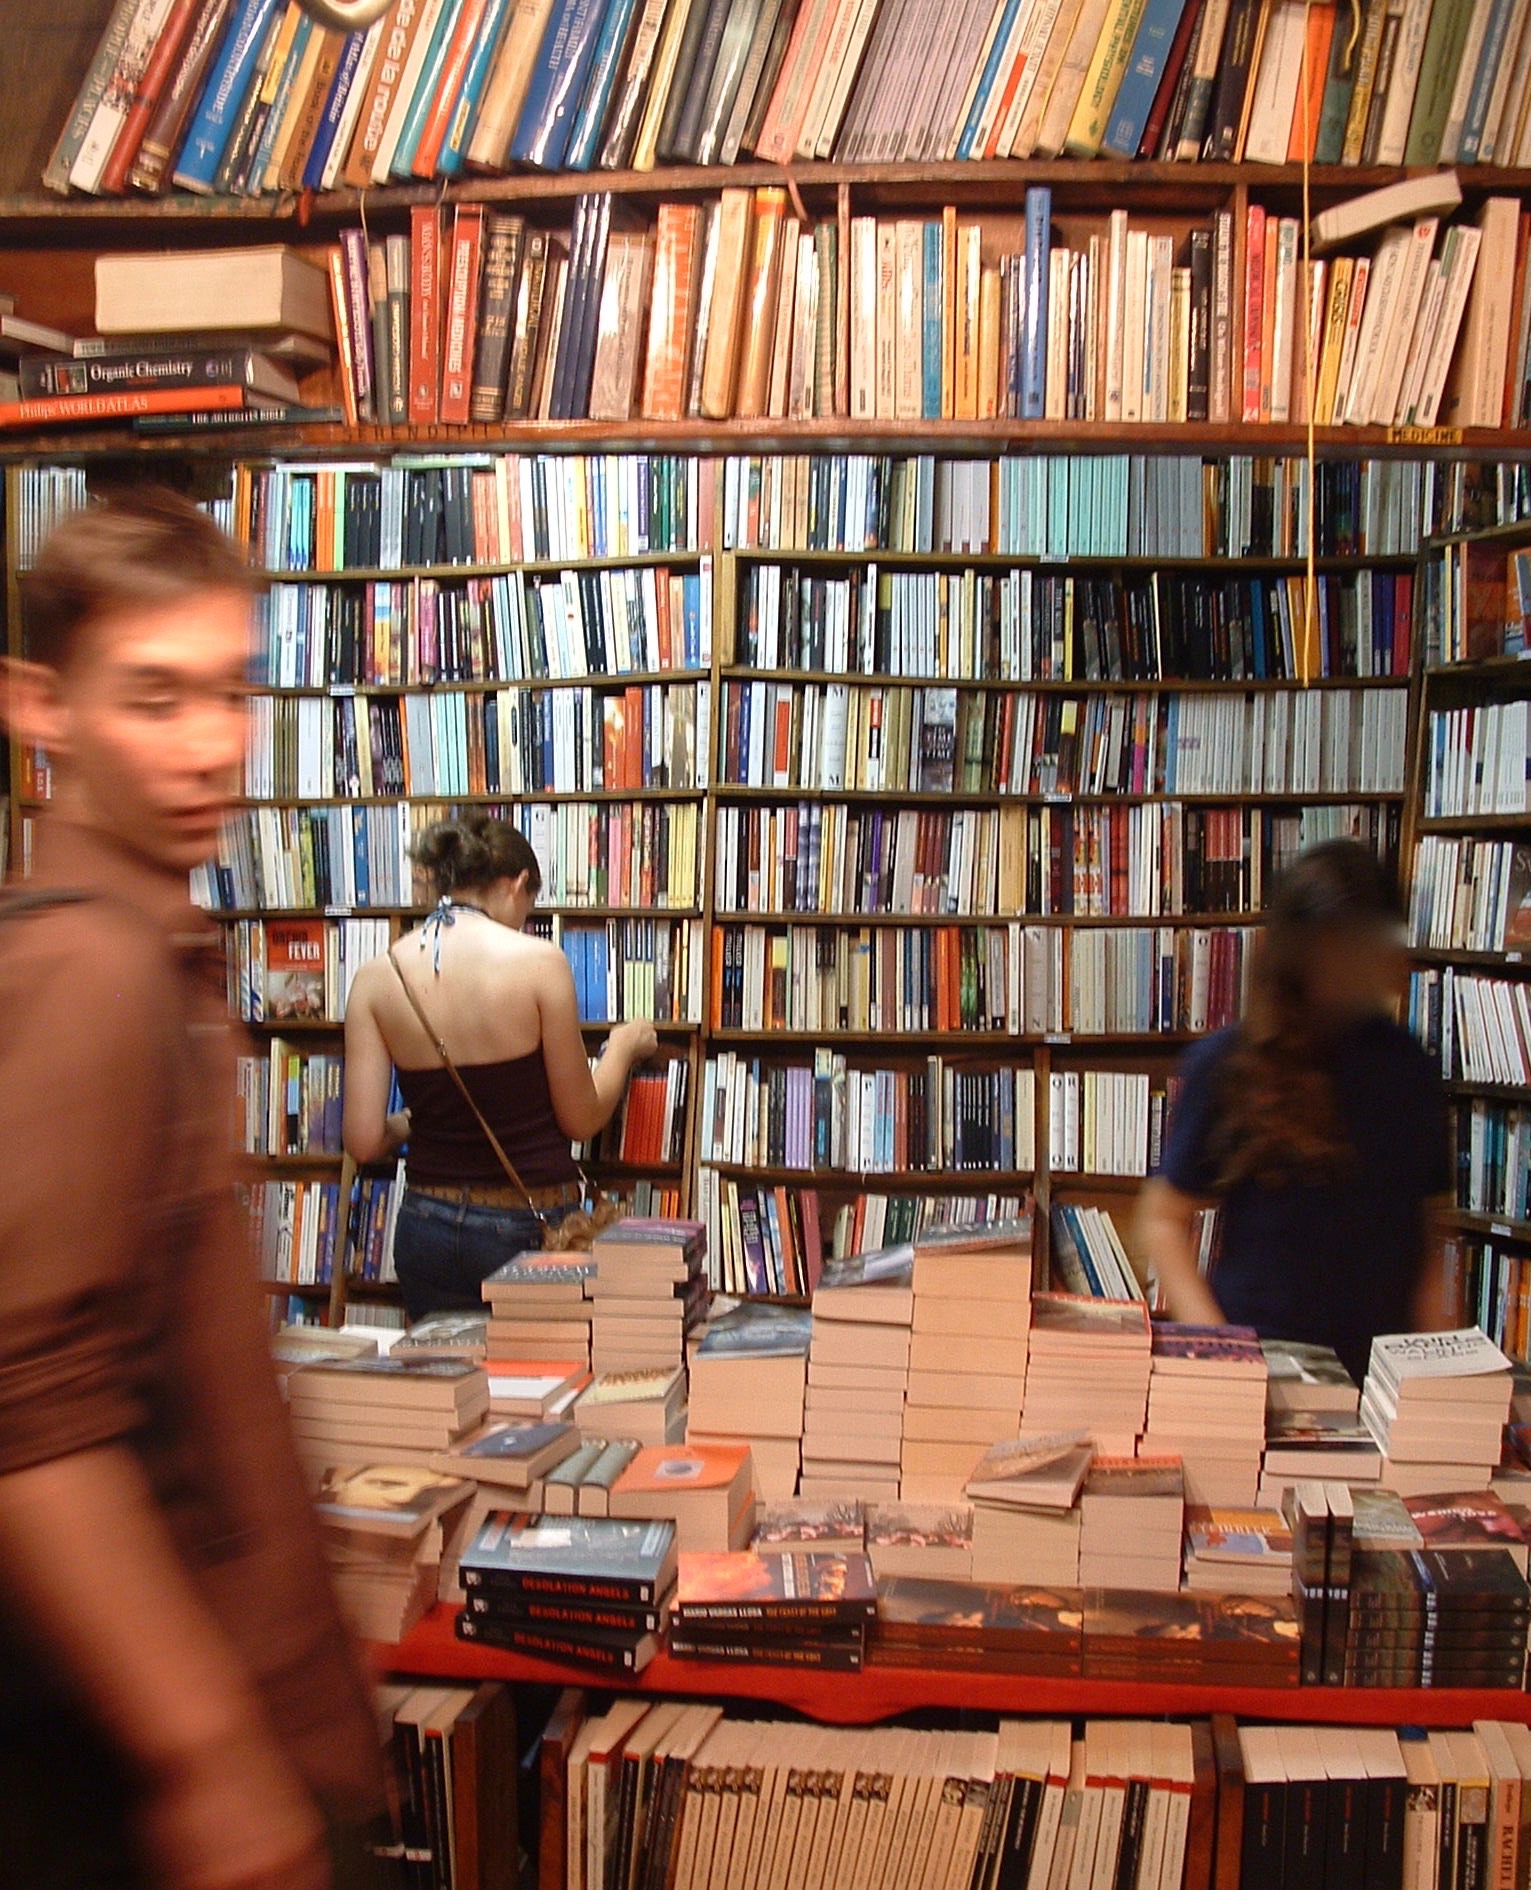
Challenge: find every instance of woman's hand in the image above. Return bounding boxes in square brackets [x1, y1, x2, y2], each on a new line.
[608, 1020, 659, 1067]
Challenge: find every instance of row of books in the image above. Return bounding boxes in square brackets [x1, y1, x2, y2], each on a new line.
[55, 0, 1531, 209]
[1408, 836, 1531, 957]
[372, 1681, 514, 1890]
[236, 1040, 343, 1156]
[1449, 1235, 1531, 1365]
[712, 802, 1398, 924]
[1425, 535, 1531, 665]
[1409, 968, 1531, 1089]
[585, 1058, 691, 1168]
[223, 457, 710, 573]
[1454, 1101, 1531, 1222]
[245, 1167, 402, 1286]
[564, 918, 703, 1025]
[1424, 699, 1531, 819]
[698, 1051, 1040, 1176]
[227, 914, 389, 1023]
[9, 450, 1430, 573]
[1049, 1068, 1179, 1178]
[243, 680, 707, 799]
[707, 921, 1254, 1037]
[711, 452, 1429, 561]
[192, 799, 701, 913]
[717, 681, 1408, 798]
[255, 567, 710, 691]
[735, 562, 1415, 684]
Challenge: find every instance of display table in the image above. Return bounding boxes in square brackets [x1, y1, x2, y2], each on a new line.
[376, 1606, 1531, 1728]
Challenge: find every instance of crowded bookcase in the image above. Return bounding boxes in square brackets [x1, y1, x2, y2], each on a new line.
[1, 4, 1530, 1335]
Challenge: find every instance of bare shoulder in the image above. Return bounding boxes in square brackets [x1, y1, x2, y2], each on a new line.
[511, 932, 573, 985]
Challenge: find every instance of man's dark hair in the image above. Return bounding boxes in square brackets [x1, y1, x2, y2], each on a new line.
[21, 485, 259, 671]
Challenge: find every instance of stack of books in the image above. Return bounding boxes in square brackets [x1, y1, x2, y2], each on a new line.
[685, 1301, 812, 1500]
[751, 1497, 865, 1558]
[965, 1431, 1094, 1586]
[1346, 1548, 1531, 1689]
[869, 1578, 1084, 1677]
[608, 1443, 756, 1551]
[480, 1253, 595, 1367]
[1407, 1490, 1531, 1572]
[1024, 1296, 1151, 1454]
[1142, 1323, 1268, 1506]
[271, 1320, 375, 1394]
[480, 1356, 589, 1424]
[1262, 1339, 1361, 1416]
[1182, 1506, 1295, 1597]
[1257, 1410, 1383, 1511]
[801, 1246, 913, 1501]
[456, 1513, 676, 1674]
[901, 1219, 1032, 1503]
[1081, 1590, 1301, 1686]
[285, 1356, 489, 1471]
[573, 1366, 688, 1446]
[588, 1218, 709, 1375]
[669, 1549, 878, 1669]
[313, 1464, 473, 1643]
[1078, 1457, 1185, 1593]
[865, 1502, 975, 1581]
[1361, 1328, 1515, 1497]
[1287, 1480, 1358, 1686]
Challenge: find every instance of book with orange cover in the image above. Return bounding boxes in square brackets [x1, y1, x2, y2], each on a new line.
[343, 0, 431, 187]
[408, 204, 441, 425]
[0, 383, 250, 430]
[439, 204, 485, 425]
[411, 0, 493, 177]
[700, 187, 754, 419]
[640, 203, 702, 421]
[1286, 0, 1335, 161]
[736, 187, 788, 418]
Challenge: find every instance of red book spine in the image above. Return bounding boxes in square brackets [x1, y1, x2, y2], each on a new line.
[411, 0, 491, 178]
[409, 204, 441, 426]
[1241, 205, 1266, 425]
[439, 203, 485, 426]
[0, 383, 246, 428]
[100, 0, 204, 193]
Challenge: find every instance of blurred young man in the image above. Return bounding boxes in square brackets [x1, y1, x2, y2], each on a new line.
[0, 490, 383, 1890]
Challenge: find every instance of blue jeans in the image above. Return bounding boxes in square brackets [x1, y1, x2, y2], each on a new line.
[393, 1189, 556, 1322]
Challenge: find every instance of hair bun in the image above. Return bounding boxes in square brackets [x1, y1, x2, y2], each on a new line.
[414, 817, 490, 891]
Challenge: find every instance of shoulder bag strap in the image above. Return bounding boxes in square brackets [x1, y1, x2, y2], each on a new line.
[387, 947, 545, 1223]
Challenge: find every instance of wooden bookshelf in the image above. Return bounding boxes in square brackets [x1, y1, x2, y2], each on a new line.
[379, 1605, 1531, 1729]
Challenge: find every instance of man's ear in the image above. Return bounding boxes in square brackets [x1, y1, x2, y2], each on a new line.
[0, 658, 68, 755]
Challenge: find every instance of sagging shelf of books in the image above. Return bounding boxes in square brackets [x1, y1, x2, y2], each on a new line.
[482, 1693, 1531, 1890]
[273, 1215, 1531, 1710]
[4, 170, 1531, 443]
[45, 0, 1531, 212]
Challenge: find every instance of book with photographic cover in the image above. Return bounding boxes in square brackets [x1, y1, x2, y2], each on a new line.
[458, 1512, 677, 1606]
[674, 1549, 877, 1626]
[752, 1496, 866, 1554]
[429, 1418, 580, 1488]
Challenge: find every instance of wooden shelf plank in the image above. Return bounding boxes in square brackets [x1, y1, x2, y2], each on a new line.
[374, 1606, 1531, 1728]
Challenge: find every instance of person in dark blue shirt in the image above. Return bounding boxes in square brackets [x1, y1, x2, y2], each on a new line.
[1138, 838, 1452, 1384]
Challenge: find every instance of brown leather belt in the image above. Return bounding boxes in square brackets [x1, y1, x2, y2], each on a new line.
[408, 1179, 583, 1211]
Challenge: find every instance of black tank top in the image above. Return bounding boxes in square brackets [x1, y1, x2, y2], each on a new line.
[395, 1051, 579, 1188]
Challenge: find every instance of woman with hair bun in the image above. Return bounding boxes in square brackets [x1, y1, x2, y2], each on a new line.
[343, 812, 657, 1319]
[1138, 838, 1453, 1383]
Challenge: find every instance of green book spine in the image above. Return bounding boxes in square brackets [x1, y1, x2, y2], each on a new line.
[1403, 0, 1474, 163]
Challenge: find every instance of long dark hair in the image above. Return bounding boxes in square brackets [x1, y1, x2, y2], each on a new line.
[1208, 839, 1404, 1189]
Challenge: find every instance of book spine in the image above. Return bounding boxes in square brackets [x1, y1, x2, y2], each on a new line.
[440, 204, 486, 426]
[99, 0, 205, 193]
[340, 226, 375, 424]
[1202, 0, 1256, 156]
[408, 204, 441, 425]
[0, 383, 248, 428]
[385, 231, 411, 426]
[18, 344, 261, 399]
[171, 0, 279, 191]
[469, 214, 525, 423]
[510, 0, 611, 169]
[1022, 186, 1051, 418]
[1101, 0, 1192, 156]
[566, 0, 644, 167]
[302, 24, 371, 190]
[440, 0, 514, 174]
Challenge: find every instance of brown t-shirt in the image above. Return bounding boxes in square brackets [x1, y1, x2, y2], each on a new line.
[0, 818, 380, 1816]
